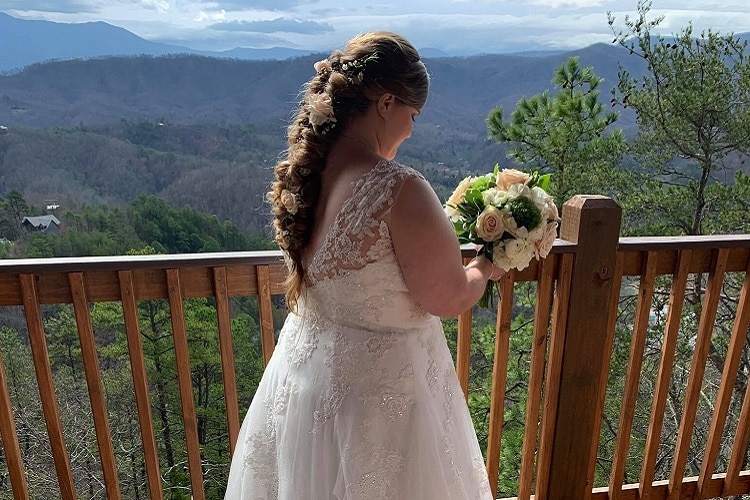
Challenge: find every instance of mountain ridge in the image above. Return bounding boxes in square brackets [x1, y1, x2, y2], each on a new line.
[0, 12, 319, 74]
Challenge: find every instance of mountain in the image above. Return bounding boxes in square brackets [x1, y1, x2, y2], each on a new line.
[0, 41, 646, 232]
[0, 12, 317, 74]
[0, 42, 639, 131]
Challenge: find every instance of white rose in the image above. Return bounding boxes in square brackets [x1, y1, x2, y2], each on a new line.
[500, 207, 522, 238]
[445, 176, 473, 219]
[530, 186, 550, 211]
[279, 189, 298, 215]
[527, 225, 545, 243]
[314, 58, 332, 73]
[497, 168, 532, 190]
[476, 206, 506, 242]
[307, 93, 336, 126]
[482, 187, 509, 207]
[494, 238, 535, 271]
[506, 183, 531, 200]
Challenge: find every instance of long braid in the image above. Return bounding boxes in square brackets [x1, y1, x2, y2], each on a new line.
[267, 31, 430, 311]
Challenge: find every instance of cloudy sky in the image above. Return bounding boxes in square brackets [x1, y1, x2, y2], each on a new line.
[3, 0, 750, 55]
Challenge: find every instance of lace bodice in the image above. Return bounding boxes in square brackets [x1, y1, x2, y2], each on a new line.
[307, 159, 417, 283]
[301, 159, 431, 330]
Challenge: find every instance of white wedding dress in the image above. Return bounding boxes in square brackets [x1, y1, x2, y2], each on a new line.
[225, 160, 493, 500]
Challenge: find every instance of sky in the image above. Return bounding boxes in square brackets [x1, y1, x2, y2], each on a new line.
[3, 0, 750, 55]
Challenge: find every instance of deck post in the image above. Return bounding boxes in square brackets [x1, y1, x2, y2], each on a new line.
[540, 195, 621, 499]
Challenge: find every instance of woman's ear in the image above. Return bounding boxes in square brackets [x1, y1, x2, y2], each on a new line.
[377, 93, 396, 117]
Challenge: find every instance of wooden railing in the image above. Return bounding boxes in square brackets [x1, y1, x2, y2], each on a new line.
[0, 195, 749, 499]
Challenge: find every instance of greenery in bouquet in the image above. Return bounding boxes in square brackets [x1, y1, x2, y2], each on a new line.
[445, 165, 560, 307]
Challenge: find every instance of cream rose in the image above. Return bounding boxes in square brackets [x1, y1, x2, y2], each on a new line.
[497, 168, 532, 190]
[535, 222, 558, 259]
[279, 189, 298, 215]
[476, 206, 506, 241]
[444, 176, 473, 220]
[314, 58, 332, 73]
[307, 93, 336, 126]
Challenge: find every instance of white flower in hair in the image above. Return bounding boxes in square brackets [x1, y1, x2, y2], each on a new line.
[307, 93, 336, 128]
[314, 58, 332, 73]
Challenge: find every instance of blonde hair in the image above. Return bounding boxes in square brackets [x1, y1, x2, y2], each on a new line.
[267, 31, 429, 311]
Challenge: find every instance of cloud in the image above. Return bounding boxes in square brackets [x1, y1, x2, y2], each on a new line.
[196, 9, 227, 22]
[0, 0, 97, 13]
[138, 0, 169, 13]
[212, 0, 309, 10]
[529, 0, 603, 7]
[209, 17, 334, 34]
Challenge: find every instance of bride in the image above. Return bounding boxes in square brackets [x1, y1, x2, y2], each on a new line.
[225, 31, 503, 500]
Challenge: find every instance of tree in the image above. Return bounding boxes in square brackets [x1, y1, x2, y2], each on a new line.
[602, 2, 750, 487]
[0, 191, 36, 240]
[486, 56, 628, 204]
[608, 0, 750, 236]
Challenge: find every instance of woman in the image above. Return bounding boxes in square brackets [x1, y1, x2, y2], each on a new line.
[225, 31, 502, 499]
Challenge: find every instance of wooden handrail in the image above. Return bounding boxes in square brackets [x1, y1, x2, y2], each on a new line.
[1, 202, 750, 499]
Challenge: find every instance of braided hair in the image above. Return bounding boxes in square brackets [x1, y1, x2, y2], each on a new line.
[267, 31, 430, 311]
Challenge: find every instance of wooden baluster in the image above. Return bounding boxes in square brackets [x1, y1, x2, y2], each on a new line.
[256, 265, 275, 366]
[639, 249, 692, 499]
[485, 270, 515, 498]
[705, 255, 750, 497]
[19, 274, 77, 500]
[69, 272, 121, 500]
[608, 251, 658, 498]
[517, 254, 556, 499]
[213, 266, 240, 457]
[0, 344, 29, 500]
[166, 269, 205, 500]
[119, 270, 163, 500]
[668, 248, 729, 499]
[535, 252, 574, 500]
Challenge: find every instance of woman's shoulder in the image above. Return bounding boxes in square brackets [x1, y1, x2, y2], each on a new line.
[369, 159, 425, 184]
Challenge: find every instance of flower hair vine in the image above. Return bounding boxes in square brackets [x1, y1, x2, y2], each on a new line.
[305, 53, 378, 135]
[313, 53, 379, 86]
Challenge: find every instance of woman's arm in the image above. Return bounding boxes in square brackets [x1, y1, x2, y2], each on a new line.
[389, 174, 503, 317]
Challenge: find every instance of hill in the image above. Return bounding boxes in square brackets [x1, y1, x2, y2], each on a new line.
[0, 12, 316, 74]
[0, 43, 639, 130]
[0, 43, 644, 232]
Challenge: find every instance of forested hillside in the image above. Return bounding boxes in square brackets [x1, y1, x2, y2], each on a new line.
[0, 43, 641, 235]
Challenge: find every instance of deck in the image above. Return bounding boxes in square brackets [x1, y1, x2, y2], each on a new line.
[1, 195, 749, 499]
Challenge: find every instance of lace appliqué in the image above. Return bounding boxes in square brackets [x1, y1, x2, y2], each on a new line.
[344, 418, 408, 499]
[307, 160, 424, 284]
[242, 431, 278, 499]
[282, 309, 319, 367]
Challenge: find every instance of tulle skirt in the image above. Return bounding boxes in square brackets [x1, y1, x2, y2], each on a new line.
[224, 311, 493, 500]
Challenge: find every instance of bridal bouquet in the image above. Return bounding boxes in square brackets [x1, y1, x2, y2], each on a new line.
[445, 165, 559, 307]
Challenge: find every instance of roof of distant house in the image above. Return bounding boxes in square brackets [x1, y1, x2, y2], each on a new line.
[22, 215, 61, 228]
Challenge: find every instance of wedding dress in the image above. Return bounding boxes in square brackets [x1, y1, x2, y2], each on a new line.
[225, 160, 493, 500]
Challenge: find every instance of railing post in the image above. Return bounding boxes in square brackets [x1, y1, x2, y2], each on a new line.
[540, 195, 621, 499]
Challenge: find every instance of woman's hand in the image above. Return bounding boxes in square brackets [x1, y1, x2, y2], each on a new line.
[467, 253, 505, 282]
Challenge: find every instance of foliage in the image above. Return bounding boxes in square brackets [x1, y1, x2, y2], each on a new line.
[0, 191, 274, 258]
[608, 0, 750, 236]
[486, 56, 629, 205]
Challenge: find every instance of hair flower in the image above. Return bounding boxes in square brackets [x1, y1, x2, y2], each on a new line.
[279, 189, 299, 215]
[314, 58, 332, 74]
[307, 92, 336, 129]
